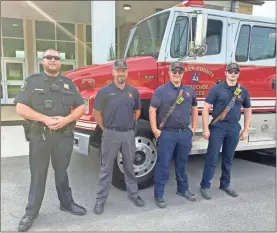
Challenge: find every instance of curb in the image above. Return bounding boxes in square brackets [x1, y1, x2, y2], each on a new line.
[1, 121, 25, 126]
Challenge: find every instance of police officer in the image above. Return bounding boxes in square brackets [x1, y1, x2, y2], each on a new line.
[14, 49, 87, 232]
[200, 62, 252, 200]
[93, 59, 145, 215]
[149, 61, 198, 208]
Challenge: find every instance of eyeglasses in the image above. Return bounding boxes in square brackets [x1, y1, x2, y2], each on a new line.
[43, 55, 61, 61]
[171, 70, 184, 75]
[227, 69, 239, 74]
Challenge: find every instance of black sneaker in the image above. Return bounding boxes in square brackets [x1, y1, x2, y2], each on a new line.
[220, 187, 238, 197]
[176, 190, 196, 201]
[129, 195, 145, 207]
[200, 188, 212, 200]
[18, 214, 38, 232]
[154, 196, 167, 208]
[94, 201, 105, 215]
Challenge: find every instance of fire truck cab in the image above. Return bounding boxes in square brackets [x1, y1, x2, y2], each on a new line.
[64, 4, 276, 190]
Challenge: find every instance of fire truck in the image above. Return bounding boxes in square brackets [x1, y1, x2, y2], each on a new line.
[63, 1, 276, 190]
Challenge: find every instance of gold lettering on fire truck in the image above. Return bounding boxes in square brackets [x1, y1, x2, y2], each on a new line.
[184, 66, 214, 77]
[187, 84, 209, 96]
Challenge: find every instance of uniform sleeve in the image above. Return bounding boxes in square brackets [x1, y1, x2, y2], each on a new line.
[150, 89, 162, 109]
[94, 89, 106, 111]
[13, 79, 32, 106]
[205, 86, 217, 105]
[70, 82, 84, 107]
[242, 89, 251, 108]
[134, 88, 141, 110]
[191, 89, 198, 107]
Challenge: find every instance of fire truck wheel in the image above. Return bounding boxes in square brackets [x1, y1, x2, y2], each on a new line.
[112, 119, 157, 191]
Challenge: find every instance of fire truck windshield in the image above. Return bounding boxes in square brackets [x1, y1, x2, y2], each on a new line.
[125, 11, 170, 58]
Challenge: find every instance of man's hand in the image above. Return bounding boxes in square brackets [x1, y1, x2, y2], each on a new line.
[43, 116, 59, 128]
[153, 129, 162, 139]
[49, 116, 70, 130]
[202, 128, 210, 140]
[239, 129, 248, 140]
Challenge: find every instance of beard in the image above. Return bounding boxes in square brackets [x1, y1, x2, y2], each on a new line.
[45, 65, 60, 75]
[116, 76, 126, 84]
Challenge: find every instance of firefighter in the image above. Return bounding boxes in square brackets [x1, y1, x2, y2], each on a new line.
[14, 49, 87, 232]
[200, 62, 252, 199]
[93, 59, 145, 215]
[149, 61, 198, 208]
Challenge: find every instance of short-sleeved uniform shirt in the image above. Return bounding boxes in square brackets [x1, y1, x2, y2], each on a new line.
[205, 81, 251, 124]
[150, 81, 198, 129]
[94, 82, 141, 130]
[14, 72, 84, 117]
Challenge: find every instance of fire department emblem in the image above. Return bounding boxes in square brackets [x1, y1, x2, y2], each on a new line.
[186, 92, 190, 96]
[191, 72, 199, 82]
[128, 92, 133, 98]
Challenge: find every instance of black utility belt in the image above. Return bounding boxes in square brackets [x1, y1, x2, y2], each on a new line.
[163, 127, 189, 132]
[105, 127, 133, 132]
[31, 125, 66, 134]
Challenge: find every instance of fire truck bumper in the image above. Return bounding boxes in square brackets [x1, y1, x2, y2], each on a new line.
[73, 131, 91, 156]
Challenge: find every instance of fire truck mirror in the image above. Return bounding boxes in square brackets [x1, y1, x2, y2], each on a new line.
[272, 79, 276, 90]
[195, 12, 208, 48]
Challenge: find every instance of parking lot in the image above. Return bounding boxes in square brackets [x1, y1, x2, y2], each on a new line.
[1, 125, 276, 231]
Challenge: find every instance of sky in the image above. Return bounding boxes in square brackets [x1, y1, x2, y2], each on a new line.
[252, 1, 276, 18]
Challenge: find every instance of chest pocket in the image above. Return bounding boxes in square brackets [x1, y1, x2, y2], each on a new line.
[62, 88, 74, 106]
[31, 89, 47, 108]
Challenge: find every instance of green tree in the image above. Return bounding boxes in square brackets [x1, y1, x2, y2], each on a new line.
[107, 43, 116, 61]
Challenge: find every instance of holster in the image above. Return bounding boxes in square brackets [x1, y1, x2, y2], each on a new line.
[22, 120, 33, 142]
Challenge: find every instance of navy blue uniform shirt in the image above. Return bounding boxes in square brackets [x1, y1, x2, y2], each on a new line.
[150, 81, 197, 129]
[14, 72, 84, 117]
[205, 81, 251, 124]
[94, 82, 141, 130]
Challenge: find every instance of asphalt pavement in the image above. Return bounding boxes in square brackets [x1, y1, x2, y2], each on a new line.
[1, 126, 276, 231]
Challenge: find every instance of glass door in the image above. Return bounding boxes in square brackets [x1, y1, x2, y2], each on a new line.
[2, 59, 26, 104]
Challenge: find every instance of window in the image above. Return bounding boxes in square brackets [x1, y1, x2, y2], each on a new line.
[235, 25, 276, 62]
[249, 26, 276, 61]
[170, 16, 189, 58]
[35, 20, 76, 60]
[85, 24, 92, 65]
[126, 11, 170, 58]
[235, 25, 250, 62]
[170, 17, 223, 58]
[1, 17, 25, 58]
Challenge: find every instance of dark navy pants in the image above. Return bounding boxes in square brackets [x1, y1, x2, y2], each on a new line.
[25, 131, 74, 216]
[200, 122, 241, 189]
[154, 128, 193, 198]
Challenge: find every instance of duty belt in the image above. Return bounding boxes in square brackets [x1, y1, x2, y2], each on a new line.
[163, 127, 189, 132]
[105, 127, 133, 132]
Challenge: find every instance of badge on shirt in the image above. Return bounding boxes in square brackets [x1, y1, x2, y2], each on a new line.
[176, 96, 184, 104]
[234, 87, 242, 96]
[128, 92, 133, 98]
[64, 83, 69, 89]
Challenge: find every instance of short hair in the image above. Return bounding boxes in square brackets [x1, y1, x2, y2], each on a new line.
[43, 49, 60, 57]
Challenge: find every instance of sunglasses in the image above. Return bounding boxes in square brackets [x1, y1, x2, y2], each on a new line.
[171, 69, 184, 75]
[43, 55, 61, 61]
[227, 69, 239, 74]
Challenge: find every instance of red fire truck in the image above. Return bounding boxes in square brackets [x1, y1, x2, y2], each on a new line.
[63, 2, 276, 190]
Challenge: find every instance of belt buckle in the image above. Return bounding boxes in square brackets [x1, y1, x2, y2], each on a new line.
[49, 128, 56, 133]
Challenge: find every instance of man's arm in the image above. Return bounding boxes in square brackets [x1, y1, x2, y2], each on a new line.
[202, 102, 212, 131]
[133, 89, 142, 121]
[240, 89, 252, 139]
[191, 90, 198, 133]
[149, 91, 162, 137]
[16, 103, 51, 123]
[93, 89, 106, 130]
[65, 105, 86, 123]
[243, 107, 252, 132]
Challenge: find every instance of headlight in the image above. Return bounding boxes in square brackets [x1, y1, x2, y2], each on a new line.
[83, 98, 89, 114]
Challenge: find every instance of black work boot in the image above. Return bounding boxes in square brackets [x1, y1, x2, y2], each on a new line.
[176, 190, 196, 201]
[129, 195, 145, 207]
[18, 214, 37, 232]
[94, 201, 105, 215]
[220, 187, 238, 197]
[60, 202, 87, 216]
[154, 196, 167, 208]
[200, 188, 212, 200]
